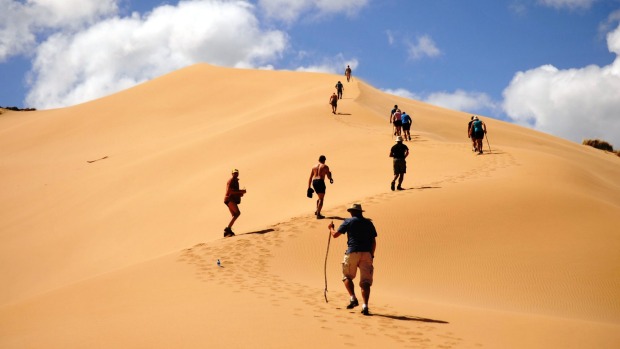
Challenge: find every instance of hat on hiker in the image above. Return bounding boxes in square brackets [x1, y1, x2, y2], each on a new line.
[473, 116, 479, 120]
[231, 168, 239, 174]
[347, 203, 364, 212]
[395, 136, 403, 142]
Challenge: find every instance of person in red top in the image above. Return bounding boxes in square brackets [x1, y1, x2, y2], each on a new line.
[329, 92, 338, 114]
[223, 169, 246, 237]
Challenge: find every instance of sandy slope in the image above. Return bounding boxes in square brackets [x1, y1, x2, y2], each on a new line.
[1, 64, 619, 348]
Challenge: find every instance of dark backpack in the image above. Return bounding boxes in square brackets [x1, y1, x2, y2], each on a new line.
[472, 120, 483, 133]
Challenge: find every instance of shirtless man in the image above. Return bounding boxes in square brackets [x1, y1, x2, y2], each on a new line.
[345, 65, 352, 82]
[308, 155, 334, 219]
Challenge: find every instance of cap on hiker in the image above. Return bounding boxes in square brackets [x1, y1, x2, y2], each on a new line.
[474, 116, 479, 120]
[232, 168, 239, 174]
[347, 203, 364, 212]
[396, 136, 403, 142]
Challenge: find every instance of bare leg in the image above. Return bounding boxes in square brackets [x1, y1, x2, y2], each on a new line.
[398, 174, 405, 189]
[227, 202, 240, 229]
[343, 278, 356, 299]
[360, 283, 371, 307]
[316, 193, 325, 217]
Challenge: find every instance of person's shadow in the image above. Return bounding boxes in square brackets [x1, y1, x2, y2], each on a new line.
[365, 313, 448, 323]
[324, 216, 347, 221]
[241, 228, 275, 236]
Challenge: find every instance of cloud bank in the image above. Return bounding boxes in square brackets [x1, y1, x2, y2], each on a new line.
[503, 22, 620, 145]
[0, 0, 117, 61]
[24, 1, 288, 108]
[2, 0, 368, 109]
[384, 88, 497, 116]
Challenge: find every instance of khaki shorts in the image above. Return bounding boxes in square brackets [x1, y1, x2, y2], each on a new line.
[342, 252, 374, 287]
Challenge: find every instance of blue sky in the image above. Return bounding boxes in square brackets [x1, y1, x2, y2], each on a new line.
[1, 0, 620, 145]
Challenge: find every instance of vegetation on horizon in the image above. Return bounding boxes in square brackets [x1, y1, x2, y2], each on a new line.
[582, 139, 619, 157]
[0, 106, 37, 112]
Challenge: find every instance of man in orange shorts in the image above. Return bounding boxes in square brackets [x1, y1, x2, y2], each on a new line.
[328, 203, 377, 316]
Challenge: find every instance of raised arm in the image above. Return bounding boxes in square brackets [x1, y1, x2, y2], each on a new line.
[328, 222, 343, 238]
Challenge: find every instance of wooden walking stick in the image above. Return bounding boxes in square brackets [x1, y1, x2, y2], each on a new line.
[485, 133, 492, 154]
[324, 222, 333, 303]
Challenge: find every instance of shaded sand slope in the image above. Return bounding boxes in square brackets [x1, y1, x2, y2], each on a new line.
[1, 64, 619, 348]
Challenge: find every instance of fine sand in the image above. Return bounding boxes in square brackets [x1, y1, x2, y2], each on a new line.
[1, 64, 619, 348]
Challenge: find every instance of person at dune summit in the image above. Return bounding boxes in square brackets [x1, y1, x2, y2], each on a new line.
[468, 116, 487, 154]
[345, 65, 352, 82]
[223, 169, 246, 237]
[308, 155, 333, 219]
[335, 81, 344, 99]
[329, 92, 338, 114]
[328, 203, 377, 316]
[389, 136, 409, 191]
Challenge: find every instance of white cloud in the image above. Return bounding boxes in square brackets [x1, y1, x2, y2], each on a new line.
[599, 10, 620, 39]
[425, 90, 499, 114]
[537, 0, 597, 10]
[258, 0, 369, 22]
[407, 35, 441, 60]
[0, 0, 117, 61]
[25, 1, 288, 109]
[502, 23, 620, 146]
[383, 88, 498, 115]
[383, 88, 421, 101]
[295, 55, 358, 74]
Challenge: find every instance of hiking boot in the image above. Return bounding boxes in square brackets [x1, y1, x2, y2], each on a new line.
[346, 299, 359, 309]
[361, 307, 370, 316]
[397, 186, 404, 191]
[390, 182, 395, 191]
[224, 227, 235, 237]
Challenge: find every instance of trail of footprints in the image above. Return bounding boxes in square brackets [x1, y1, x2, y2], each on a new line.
[176, 142, 507, 347]
[178, 225, 473, 348]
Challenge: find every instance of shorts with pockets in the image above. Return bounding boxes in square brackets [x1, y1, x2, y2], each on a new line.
[342, 252, 374, 287]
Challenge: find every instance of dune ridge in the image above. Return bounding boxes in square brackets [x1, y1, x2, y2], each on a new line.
[1, 63, 619, 348]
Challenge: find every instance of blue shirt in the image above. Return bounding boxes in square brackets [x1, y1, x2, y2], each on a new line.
[337, 216, 377, 254]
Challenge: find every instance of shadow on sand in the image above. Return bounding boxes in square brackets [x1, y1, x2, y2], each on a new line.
[241, 228, 275, 236]
[323, 216, 347, 221]
[396, 186, 441, 191]
[372, 313, 449, 324]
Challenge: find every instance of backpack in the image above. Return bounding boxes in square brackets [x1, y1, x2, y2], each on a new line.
[393, 111, 402, 122]
[472, 120, 482, 133]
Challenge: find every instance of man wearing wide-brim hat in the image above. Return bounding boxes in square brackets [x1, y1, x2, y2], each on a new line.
[328, 203, 377, 316]
[389, 136, 409, 191]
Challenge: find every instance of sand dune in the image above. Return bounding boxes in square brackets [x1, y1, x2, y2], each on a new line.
[1, 64, 619, 348]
